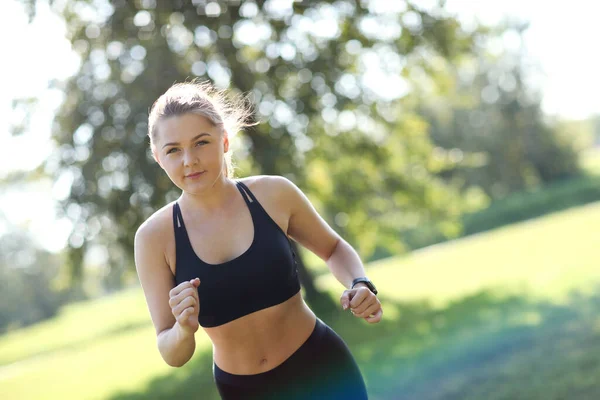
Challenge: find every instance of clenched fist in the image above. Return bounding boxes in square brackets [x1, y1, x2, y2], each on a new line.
[169, 278, 201, 334]
[340, 285, 383, 324]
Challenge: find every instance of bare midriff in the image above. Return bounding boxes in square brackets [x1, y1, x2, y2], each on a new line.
[204, 292, 317, 375]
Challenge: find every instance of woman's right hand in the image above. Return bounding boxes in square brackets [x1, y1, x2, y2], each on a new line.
[169, 278, 201, 335]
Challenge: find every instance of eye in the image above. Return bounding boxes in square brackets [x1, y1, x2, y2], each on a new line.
[196, 140, 208, 147]
[166, 147, 179, 154]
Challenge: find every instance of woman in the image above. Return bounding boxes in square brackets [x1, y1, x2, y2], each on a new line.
[134, 80, 383, 399]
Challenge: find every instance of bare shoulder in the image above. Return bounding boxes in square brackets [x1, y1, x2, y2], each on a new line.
[134, 201, 176, 248]
[237, 175, 298, 200]
[236, 175, 301, 232]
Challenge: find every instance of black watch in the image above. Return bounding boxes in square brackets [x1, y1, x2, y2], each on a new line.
[351, 277, 378, 295]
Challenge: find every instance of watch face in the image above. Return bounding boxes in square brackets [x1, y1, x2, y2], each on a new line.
[368, 282, 378, 294]
[364, 280, 377, 294]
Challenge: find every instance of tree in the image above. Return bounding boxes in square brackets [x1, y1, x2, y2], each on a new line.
[420, 22, 582, 199]
[0, 219, 64, 332]
[20, 0, 479, 300]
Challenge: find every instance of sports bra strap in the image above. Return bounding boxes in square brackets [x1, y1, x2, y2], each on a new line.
[235, 181, 257, 205]
[173, 202, 182, 228]
[173, 182, 253, 238]
[172, 202, 188, 236]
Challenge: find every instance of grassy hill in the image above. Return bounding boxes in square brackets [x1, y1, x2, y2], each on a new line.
[1, 201, 600, 399]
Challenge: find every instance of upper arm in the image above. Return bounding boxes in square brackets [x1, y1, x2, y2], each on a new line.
[275, 177, 341, 261]
[134, 220, 176, 336]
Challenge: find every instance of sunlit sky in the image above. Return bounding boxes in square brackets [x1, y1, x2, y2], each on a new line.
[0, 0, 598, 252]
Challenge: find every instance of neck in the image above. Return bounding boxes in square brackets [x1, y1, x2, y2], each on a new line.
[179, 175, 237, 214]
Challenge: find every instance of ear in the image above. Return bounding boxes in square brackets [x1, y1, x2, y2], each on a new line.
[223, 132, 230, 153]
[151, 147, 163, 168]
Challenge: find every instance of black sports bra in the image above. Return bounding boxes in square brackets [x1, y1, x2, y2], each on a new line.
[173, 180, 301, 327]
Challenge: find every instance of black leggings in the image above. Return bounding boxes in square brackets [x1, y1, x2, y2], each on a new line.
[213, 318, 368, 399]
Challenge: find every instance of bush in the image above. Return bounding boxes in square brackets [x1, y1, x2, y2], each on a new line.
[0, 231, 65, 333]
[400, 175, 600, 251]
[462, 175, 600, 235]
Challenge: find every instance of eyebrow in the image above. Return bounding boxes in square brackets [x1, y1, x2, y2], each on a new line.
[162, 133, 211, 149]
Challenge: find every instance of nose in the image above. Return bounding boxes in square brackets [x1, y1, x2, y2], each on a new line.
[182, 149, 198, 167]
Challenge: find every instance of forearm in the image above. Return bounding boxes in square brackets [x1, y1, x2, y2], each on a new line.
[157, 322, 196, 367]
[325, 239, 368, 289]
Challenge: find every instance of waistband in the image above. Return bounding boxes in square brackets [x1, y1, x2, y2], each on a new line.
[213, 317, 327, 387]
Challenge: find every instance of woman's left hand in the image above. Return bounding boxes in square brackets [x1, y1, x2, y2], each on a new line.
[340, 285, 383, 324]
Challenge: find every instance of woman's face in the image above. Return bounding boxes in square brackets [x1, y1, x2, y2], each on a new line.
[153, 113, 229, 194]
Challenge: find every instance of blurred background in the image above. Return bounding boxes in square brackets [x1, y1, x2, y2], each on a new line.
[1, 0, 600, 399]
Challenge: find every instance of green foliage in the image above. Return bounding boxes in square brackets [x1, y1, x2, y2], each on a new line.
[555, 118, 596, 154]
[420, 24, 582, 200]
[0, 228, 64, 333]
[400, 174, 600, 250]
[581, 147, 600, 175]
[21, 0, 480, 290]
[461, 175, 600, 236]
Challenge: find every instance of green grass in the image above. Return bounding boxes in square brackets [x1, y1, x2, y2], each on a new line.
[0, 288, 214, 400]
[0, 288, 149, 367]
[2, 202, 600, 399]
[318, 200, 600, 306]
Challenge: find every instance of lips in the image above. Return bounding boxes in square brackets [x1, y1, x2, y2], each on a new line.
[185, 171, 206, 178]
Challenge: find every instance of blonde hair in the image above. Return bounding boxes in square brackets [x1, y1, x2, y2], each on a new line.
[148, 80, 255, 178]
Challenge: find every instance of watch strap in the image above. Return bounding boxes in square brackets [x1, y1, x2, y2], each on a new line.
[351, 277, 378, 295]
